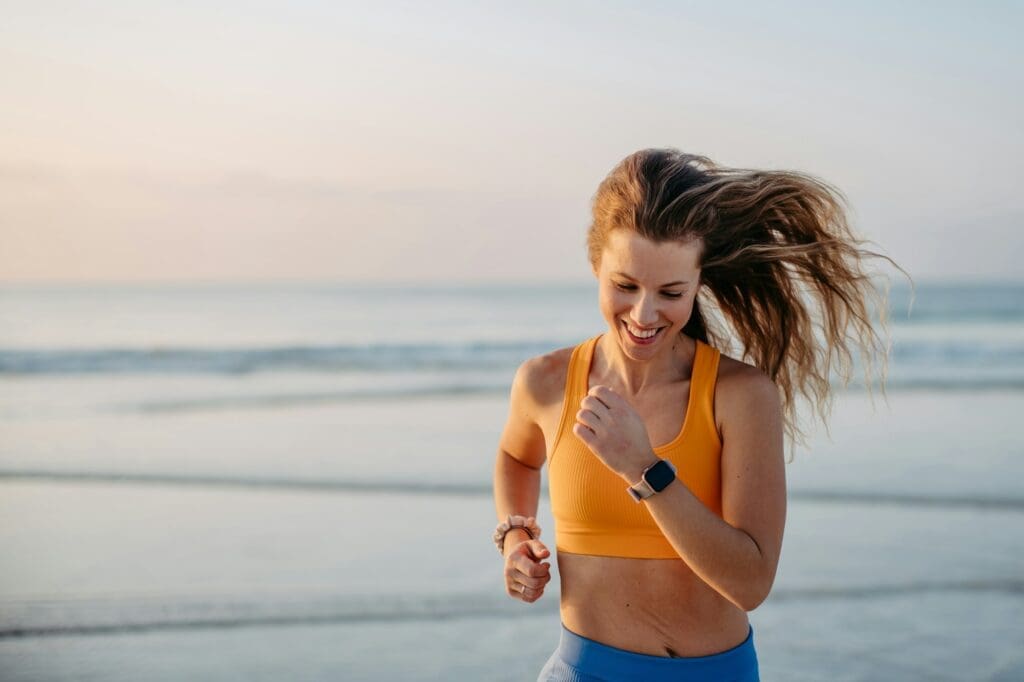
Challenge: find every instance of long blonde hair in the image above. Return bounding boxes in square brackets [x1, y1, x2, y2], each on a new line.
[587, 148, 913, 461]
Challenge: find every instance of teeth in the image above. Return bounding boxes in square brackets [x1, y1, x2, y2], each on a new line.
[626, 324, 661, 338]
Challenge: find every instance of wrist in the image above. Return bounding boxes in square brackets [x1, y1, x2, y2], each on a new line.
[624, 457, 678, 503]
[493, 513, 541, 555]
[622, 452, 660, 483]
[502, 528, 532, 556]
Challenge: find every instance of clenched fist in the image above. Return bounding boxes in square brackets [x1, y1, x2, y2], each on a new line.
[503, 527, 552, 604]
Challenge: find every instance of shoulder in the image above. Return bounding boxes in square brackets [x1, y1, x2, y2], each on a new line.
[514, 343, 576, 409]
[712, 351, 782, 437]
[499, 343, 578, 470]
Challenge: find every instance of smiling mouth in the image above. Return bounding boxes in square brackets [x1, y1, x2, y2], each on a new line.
[622, 321, 666, 342]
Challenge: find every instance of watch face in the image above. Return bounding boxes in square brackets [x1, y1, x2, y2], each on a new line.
[645, 460, 676, 492]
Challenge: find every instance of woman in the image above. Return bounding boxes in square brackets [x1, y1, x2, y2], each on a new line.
[492, 148, 908, 681]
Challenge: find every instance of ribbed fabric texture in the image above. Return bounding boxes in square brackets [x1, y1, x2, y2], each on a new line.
[548, 333, 723, 559]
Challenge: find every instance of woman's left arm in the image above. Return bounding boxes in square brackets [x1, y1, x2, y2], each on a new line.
[639, 370, 786, 611]
[575, 370, 786, 612]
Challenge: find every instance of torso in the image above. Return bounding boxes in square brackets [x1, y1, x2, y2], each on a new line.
[531, 334, 752, 657]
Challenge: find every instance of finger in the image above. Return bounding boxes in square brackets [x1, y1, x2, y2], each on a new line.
[572, 422, 595, 444]
[575, 407, 601, 431]
[508, 546, 549, 572]
[580, 395, 610, 416]
[513, 553, 550, 573]
[527, 540, 550, 560]
[511, 567, 550, 590]
[516, 540, 547, 561]
[508, 575, 544, 599]
[514, 554, 551, 580]
[512, 556, 550, 579]
[522, 579, 550, 598]
[588, 385, 618, 408]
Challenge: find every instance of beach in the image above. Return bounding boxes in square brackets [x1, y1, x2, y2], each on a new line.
[1, 282, 1022, 680]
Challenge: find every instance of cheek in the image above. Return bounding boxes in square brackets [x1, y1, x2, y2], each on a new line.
[596, 285, 612, 306]
[658, 298, 692, 326]
[677, 299, 697, 323]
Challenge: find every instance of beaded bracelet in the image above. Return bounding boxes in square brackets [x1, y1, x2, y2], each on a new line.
[492, 514, 542, 555]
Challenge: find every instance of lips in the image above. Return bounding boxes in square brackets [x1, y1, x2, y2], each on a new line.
[622, 321, 665, 344]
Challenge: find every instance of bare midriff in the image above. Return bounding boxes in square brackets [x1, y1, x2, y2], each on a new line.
[535, 341, 749, 659]
[556, 550, 751, 658]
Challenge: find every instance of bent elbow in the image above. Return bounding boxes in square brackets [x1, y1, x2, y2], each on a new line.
[739, 590, 768, 612]
[735, 574, 775, 612]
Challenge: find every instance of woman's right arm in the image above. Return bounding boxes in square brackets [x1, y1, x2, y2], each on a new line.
[493, 357, 552, 603]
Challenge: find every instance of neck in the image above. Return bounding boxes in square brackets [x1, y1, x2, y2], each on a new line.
[596, 331, 696, 396]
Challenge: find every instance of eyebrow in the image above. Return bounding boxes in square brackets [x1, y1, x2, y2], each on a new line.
[613, 272, 689, 287]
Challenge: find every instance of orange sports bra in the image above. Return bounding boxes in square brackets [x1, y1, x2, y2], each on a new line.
[547, 333, 723, 559]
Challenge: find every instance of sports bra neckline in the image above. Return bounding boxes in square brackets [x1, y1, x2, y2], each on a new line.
[580, 333, 708, 453]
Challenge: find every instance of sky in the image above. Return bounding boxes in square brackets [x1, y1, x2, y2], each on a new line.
[1, 1, 1021, 284]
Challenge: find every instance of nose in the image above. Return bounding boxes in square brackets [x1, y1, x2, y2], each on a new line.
[630, 293, 660, 327]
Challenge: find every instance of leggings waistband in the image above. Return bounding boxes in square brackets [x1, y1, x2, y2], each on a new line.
[556, 622, 759, 680]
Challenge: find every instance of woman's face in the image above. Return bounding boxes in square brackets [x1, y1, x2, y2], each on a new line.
[594, 229, 702, 359]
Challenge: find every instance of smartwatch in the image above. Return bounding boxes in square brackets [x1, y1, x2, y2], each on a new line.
[626, 459, 677, 502]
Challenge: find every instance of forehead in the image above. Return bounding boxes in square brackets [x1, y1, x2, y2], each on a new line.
[599, 230, 702, 278]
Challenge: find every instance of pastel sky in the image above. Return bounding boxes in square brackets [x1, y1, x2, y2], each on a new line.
[1, 1, 1020, 284]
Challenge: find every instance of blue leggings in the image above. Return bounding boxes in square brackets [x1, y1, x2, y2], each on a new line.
[536, 622, 760, 681]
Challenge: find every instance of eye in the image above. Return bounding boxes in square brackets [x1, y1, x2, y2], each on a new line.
[614, 282, 683, 299]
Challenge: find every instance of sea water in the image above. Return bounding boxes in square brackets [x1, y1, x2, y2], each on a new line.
[0, 280, 1022, 681]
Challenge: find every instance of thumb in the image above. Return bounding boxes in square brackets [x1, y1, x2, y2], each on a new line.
[529, 541, 550, 559]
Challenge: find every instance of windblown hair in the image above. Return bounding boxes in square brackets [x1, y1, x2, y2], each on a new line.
[588, 148, 913, 462]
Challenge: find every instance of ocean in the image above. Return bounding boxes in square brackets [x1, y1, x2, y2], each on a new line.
[1, 280, 1022, 681]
